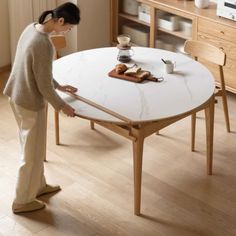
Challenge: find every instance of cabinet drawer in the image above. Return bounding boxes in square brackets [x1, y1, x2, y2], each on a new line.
[199, 59, 236, 93]
[197, 33, 236, 62]
[198, 18, 236, 43]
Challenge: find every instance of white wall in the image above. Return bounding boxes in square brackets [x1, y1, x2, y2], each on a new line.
[57, 0, 78, 55]
[0, 0, 11, 67]
[59, 0, 111, 54]
[76, 0, 110, 51]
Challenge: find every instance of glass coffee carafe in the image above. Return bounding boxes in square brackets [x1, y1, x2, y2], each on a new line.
[117, 46, 134, 63]
[117, 34, 134, 63]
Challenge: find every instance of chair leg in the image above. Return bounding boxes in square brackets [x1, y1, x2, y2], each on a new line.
[191, 113, 196, 151]
[90, 121, 95, 130]
[219, 67, 230, 132]
[221, 90, 230, 132]
[55, 110, 60, 145]
[204, 96, 215, 175]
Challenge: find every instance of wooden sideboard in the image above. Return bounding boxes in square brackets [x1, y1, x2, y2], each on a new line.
[110, 0, 236, 93]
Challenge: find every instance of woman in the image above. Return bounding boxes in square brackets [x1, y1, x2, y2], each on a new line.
[3, 2, 80, 213]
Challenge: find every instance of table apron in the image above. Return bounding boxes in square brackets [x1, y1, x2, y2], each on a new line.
[93, 95, 214, 141]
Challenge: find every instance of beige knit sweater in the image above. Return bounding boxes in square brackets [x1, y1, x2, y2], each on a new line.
[3, 23, 65, 111]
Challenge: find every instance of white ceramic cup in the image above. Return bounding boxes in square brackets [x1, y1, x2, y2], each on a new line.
[164, 60, 176, 74]
[194, 0, 210, 9]
[117, 34, 131, 47]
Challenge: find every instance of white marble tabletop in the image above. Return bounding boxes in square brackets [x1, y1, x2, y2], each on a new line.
[53, 47, 215, 124]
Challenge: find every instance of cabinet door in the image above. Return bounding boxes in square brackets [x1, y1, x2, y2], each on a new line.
[76, 0, 110, 50]
[155, 8, 196, 53]
[114, 0, 151, 47]
[111, 0, 197, 52]
[198, 33, 236, 92]
[198, 18, 236, 43]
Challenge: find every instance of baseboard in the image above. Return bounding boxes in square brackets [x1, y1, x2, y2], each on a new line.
[0, 64, 11, 73]
[0, 64, 11, 92]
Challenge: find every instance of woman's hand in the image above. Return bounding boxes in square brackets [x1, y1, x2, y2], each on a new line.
[57, 85, 78, 93]
[57, 85, 77, 117]
[61, 104, 76, 117]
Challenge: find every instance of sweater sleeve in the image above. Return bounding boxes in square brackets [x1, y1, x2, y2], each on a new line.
[31, 41, 65, 111]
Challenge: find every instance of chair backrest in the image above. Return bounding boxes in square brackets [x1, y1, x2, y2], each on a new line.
[50, 35, 66, 59]
[184, 40, 226, 66]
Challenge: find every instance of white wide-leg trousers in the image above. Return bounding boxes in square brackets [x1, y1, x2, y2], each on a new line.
[10, 100, 47, 204]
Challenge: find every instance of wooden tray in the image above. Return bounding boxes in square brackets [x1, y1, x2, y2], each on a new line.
[108, 69, 159, 83]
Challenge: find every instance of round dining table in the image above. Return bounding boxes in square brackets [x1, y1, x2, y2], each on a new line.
[53, 47, 215, 215]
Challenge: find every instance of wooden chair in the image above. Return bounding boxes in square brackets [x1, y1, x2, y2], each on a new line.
[50, 35, 66, 59]
[184, 40, 230, 151]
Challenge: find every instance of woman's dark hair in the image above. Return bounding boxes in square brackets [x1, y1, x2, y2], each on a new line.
[38, 2, 80, 25]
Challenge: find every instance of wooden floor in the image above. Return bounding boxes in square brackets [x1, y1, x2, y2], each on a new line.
[0, 87, 236, 235]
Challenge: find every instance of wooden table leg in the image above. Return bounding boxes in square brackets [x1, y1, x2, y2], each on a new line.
[191, 113, 196, 152]
[55, 110, 60, 145]
[132, 134, 144, 216]
[90, 121, 95, 130]
[205, 96, 215, 175]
